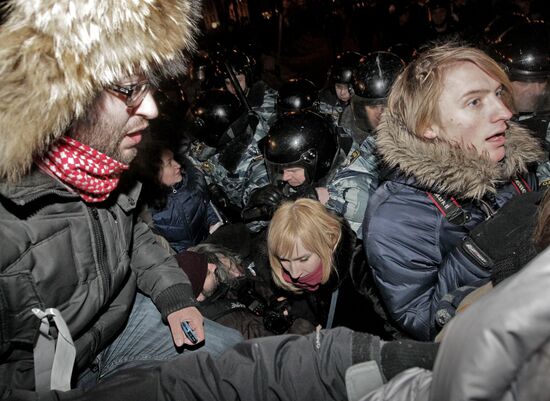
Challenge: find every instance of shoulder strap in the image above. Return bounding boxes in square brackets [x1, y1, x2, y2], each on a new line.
[32, 308, 75, 391]
[426, 175, 530, 225]
[511, 175, 532, 194]
[426, 192, 470, 226]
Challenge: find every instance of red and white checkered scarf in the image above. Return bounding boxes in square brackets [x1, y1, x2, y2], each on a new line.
[37, 137, 129, 203]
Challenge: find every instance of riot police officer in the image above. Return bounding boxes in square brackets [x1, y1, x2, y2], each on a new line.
[185, 89, 269, 222]
[339, 51, 405, 145]
[319, 51, 365, 123]
[277, 78, 320, 114]
[490, 20, 550, 185]
[268, 78, 321, 126]
[243, 111, 378, 236]
[215, 48, 277, 142]
[491, 20, 549, 119]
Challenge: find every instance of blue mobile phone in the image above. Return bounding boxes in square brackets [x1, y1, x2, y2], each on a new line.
[181, 321, 198, 344]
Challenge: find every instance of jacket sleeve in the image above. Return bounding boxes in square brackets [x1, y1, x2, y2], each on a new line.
[361, 368, 432, 401]
[364, 188, 490, 341]
[4, 327, 356, 401]
[326, 140, 378, 237]
[130, 219, 196, 319]
[0, 271, 43, 358]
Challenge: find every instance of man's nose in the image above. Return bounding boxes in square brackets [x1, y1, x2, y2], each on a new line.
[490, 95, 512, 122]
[135, 91, 159, 120]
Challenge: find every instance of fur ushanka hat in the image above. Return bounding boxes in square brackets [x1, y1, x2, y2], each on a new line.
[0, 0, 201, 182]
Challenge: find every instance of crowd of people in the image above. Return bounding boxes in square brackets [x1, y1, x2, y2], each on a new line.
[1, 0, 550, 400]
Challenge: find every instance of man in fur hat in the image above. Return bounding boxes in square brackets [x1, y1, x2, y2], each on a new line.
[0, 0, 243, 395]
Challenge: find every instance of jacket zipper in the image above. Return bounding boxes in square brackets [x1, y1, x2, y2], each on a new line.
[89, 207, 111, 292]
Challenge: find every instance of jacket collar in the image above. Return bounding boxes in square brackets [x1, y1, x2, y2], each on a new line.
[0, 165, 140, 212]
[376, 113, 543, 199]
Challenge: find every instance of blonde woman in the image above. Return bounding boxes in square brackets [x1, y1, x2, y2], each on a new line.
[268, 198, 389, 334]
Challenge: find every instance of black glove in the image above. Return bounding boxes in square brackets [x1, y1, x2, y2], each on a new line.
[207, 183, 241, 223]
[263, 297, 294, 335]
[241, 185, 285, 222]
[461, 190, 543, 271]
[287, 184, 319, 201]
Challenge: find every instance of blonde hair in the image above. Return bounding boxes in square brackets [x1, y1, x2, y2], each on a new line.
[267, 199, 342, 293]
[387, 42, 515, 136]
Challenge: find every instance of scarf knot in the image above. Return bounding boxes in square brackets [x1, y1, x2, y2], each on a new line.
[37, 137, 128, 202]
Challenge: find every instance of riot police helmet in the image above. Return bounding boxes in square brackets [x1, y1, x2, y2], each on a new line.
[189, 52, 218, 89]
[187, 89, 244, 149]
[329, 51, 366, 85]
[277, 78, 319, 113]
[492, 20, 550, 82]
[215, 49, 255, 89]
[483, 13, 530, 44]
[264, 111, 339, 186]
[351, 51, 405, 104]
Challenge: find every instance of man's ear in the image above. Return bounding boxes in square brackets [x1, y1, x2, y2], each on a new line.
[423, 125, 439, 140]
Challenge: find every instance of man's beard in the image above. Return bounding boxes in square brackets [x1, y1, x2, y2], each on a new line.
[70, 96, 144, 164]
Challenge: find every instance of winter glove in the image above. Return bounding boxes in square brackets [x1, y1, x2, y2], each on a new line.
[287, 184, 319, 201]
[461, 190, 543, 272]
[263, 297, 294, 334]
[208, 183, 232, 210]
[241, 184, 285, 222]
[207, 183, 242, 223]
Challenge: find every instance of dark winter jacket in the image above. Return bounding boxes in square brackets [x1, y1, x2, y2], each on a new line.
[150, 160, 221, 253]
[0, 168, 196, 394]
[363, 114, 542, 340]
[362, 246, 550, 401]
[6, 327, 358, 401]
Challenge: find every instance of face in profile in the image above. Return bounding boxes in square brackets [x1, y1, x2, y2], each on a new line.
[159, 149, 182, 187]
[423, 61, 513, 163]
[365, 104, 385, 130]
[282, 166, 306, 187]
[197, 255, 243, 301]
[72, 75, 158, 164]
[511, 80, 548, 113]
[225, 74, 247, 96]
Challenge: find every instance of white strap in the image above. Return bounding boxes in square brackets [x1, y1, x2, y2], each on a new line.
[32, 308, 75, 391]
[325, 288, 339, 329]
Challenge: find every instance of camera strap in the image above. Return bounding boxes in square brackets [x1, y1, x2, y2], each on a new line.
[425, 192, 469, 226]
[426, 175, 531, 225]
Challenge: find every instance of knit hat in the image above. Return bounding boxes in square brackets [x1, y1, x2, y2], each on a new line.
[0, 0, 201, 182]
[175, 251, 208, 298]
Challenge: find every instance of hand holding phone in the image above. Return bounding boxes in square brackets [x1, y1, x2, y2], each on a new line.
[181, 320, 198, 344]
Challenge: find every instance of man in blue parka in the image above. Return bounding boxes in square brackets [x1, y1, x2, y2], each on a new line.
[362, 43, 544, 340]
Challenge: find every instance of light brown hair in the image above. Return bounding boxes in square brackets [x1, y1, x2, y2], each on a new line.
[387, 42, 515, 136]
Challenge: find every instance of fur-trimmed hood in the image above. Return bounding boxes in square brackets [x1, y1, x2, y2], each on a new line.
[377, 113, 544, 199]
[0, 0, 201, 182]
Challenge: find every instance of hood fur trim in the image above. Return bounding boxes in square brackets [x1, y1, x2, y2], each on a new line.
[377, 113, 543, 199]
[0, 0, 201, 182]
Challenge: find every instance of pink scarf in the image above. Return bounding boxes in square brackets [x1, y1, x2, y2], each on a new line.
[282, 263, 324, 292]
[37, 137, 128, 203]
